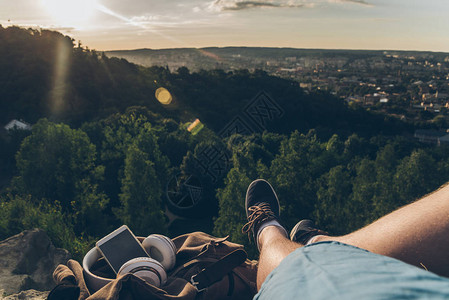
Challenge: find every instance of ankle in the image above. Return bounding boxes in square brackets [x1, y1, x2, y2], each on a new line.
[258, 226, 288, 249]
[308, 234, 330, 244]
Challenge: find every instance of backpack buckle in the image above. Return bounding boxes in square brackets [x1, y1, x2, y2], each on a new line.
[190, 250, 247, 294]
[190, 274, 206, 293]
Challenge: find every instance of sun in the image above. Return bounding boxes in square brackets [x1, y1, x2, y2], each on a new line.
[41, 0, 98, 26]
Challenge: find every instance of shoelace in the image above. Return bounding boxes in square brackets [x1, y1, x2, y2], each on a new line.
[242, 203, 276, 239]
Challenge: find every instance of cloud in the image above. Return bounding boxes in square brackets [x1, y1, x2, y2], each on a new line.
[208, 0, 372, 11]
[209, 0, 308, 11]
[126, 13, 219, 30]
[334, 0, 374, 7]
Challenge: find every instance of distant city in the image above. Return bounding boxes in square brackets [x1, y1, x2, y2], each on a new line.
[106, 47, 449, 125]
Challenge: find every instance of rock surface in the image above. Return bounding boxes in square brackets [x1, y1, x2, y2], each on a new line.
[0, 290, 49, 300]
[0, 229, 71, 295]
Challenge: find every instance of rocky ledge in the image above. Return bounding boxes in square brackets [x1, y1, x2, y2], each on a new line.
[0, 290, 49, 300]
[0, 229, 71, 299]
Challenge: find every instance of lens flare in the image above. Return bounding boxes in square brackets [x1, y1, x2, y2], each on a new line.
[155, 87, 173, 105]
[186, 119, 204, 135]
[49, 38, 71, 115]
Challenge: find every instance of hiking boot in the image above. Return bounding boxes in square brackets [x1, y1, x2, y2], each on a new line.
[242, 179, 285, 250]
[290, 219, 328, 245]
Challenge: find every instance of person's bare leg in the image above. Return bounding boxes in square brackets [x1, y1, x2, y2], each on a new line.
[256, 226, 301, 289]
[314, 183, 449, 277]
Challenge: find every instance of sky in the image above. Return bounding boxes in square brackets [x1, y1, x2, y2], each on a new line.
[1, 0, 449, 52]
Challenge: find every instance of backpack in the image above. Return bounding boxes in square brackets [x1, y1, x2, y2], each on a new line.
[49, 232, 258, 300]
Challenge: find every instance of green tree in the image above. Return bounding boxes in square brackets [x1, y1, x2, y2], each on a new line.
[0, 129, 31, 186]
[326, 134, 344, 154]
[314, 165, 353, 235]
[269, 131, 328, 228]
[13, 119, 108, 235]
[116, 128, 169, 236]
[14, 120, 103, 205]
[349, 158, 377, 226]
[368, 144, 399, 217]
[214, 168, 252, 253]
[394, 149, 440, 205]
[343, 134, 366, 158]
[213, 133, 280, 256]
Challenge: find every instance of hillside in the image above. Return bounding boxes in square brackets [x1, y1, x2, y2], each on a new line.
[0, 26, 410, 137]
[0, 26, 171, 126]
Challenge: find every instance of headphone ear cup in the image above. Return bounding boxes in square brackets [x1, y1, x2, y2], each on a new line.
[142, 234, 177, 271]
[118, 257, 167, 287]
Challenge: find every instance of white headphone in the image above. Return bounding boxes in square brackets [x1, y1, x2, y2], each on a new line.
[118, 257, 167, 287]
[142, 234, 177, 271]
[83, 234, 177, 293]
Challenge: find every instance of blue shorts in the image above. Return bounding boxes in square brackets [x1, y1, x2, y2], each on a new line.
[255, 241, 449, 299]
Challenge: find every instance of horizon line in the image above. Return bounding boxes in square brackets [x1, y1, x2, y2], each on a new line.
[103, 46, 449, 55]
[2, 25, 449, 55]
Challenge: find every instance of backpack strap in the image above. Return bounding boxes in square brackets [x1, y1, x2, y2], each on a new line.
[190, 249, 247, 292]
[233, 264, 258, 294]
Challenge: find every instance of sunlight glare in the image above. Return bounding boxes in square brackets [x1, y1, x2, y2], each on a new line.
[155, 87, 173, 105]
[41, 0, 98, 26]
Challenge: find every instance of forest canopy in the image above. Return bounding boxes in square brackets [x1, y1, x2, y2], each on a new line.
[3, 108, 448, 259]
